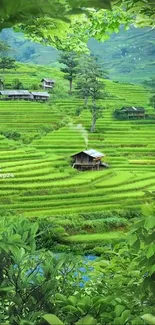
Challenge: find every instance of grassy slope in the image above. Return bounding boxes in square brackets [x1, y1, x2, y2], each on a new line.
[0, 63, 155, 244]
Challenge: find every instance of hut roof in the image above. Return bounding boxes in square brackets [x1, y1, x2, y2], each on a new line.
[0, 90, 30, 96]
[31, 92, 50, 97]
[72, 149, 105, 159]
[121, 106, 145, 113]
[41, 78, 55, 83]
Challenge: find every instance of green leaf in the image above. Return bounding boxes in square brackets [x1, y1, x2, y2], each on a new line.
[128, 234, 137, 246]
[61, 305, 78, 313]
[76, 315, 97, 325]
[67, 295, 78, 306]
[146, 243, 155, 259]
[115, 305, 125, 317]
[55, 293, 66, 302]
[141, 314, 155, 325]
[43, 314, 64, 325]
[144, 216, 155, 230]
[121, 310, 130, 323]
[132, 238, 140, 250]
[150, 264, 155, 275]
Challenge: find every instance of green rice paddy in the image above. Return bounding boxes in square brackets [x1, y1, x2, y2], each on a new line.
[0, 64, 155, 244]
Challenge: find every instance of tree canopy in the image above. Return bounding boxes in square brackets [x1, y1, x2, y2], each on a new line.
[0, 1, 154, 51]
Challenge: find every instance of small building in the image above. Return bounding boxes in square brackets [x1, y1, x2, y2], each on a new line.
[0, 90, 31, 100]
[31, 92, 50, 102]
[120, 106, 145, 119]
[71, 149, 108, 171]
[41, 78, 55, 90]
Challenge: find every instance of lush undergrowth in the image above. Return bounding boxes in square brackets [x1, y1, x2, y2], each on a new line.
[0, 63, 155, 247]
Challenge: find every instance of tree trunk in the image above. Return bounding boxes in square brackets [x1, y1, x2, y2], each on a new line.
[84, 96, 88, 107]
[69, 79, 73, 94]
[90, 115, 96, 133]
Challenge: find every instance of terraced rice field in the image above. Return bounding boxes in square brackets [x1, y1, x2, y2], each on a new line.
[0, 65, 155, 243]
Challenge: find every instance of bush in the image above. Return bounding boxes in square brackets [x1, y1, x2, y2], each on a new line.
[36, 218, 68, 250]
[31, 83, 40, 90]
[12, 78, 24, 89]
[0, 130, 21, 140]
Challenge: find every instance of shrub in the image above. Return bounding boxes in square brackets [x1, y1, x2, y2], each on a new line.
[12, 78, 24, 89]
[31, 83, 40, 90]
[36, 218, 68, 250]
[0, 130, 21, 140]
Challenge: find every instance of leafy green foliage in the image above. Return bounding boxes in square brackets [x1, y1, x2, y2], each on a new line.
[76, 55, 106, 131]
[59, 52, 79, 93]
[0, 40, 10, 57]
[43, 314, 64, 325]
[0, 210, 155, 324]
[12, 78, 24, 89]
[150, 95, 155, 109]
[0, 57, 16, 72]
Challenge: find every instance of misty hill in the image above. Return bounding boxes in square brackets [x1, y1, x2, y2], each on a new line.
[0, 26, 155, 84]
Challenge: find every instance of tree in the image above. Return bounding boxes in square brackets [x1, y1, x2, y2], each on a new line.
[12, 78, 24, 89]
[0, 40, 10, 57]
[76, 55, 106, 106]
[0, 1, 154, 53]
[0, 57, 16, 73]
[76, 55, 106, 132]
[89, 79, 105, 132]
[0, 0, 112, 30]
[89, 103, 104, 133]
[0, 77, 4, 89]
[59, 52, 79, 94]
[144, 78, 155, 90]
[150, 95, 155, 109]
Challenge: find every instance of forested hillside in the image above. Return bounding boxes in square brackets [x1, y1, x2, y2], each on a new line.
[0, 26, 155, 83]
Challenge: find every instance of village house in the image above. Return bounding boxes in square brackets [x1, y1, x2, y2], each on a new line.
[31, 92, 50, 102]
[120, 106, 145, 119]
[41, 78, 55, 90]
[0, 90, 50, 102]
[0, 90, 31, 100]
[71, 149, 108, 171]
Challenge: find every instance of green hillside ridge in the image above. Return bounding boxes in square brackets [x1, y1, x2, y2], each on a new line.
[0, 63, 155, 247]
[0, 26, 155, 83]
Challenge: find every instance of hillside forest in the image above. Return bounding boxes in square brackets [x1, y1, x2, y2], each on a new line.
[0, 1, 155, 325]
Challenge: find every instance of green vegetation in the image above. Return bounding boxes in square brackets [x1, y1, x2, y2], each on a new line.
[0, 212, 154, 324]
[1, 26, 155, 84]
[0, 63, 154, 252]
[59, 52, 79, 93]
[0, 2, 155, 323]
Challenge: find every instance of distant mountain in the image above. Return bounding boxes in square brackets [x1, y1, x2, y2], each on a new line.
[88, 26, 155, 84]
[0, 26, 155, 84]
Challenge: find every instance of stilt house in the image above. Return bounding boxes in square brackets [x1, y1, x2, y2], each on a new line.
[31, 92, 50, 102]
[120, 106, 145, 119]
[71, 149, 108, 170]
[0, 90, 31, 100]
[0, 90, 50, 102]
[41, 78, 55, 90]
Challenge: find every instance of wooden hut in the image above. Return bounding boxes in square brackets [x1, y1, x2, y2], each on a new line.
[120, 106, 145, 119]
[31, 92, 50, 102]
[71, 149, 108, 170]
[0, 90, 31, 100]
[41, 78, 55, 90]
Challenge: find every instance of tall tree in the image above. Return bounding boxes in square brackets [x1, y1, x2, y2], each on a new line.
[59, 52, 79, 94]
[89, 79, 105, 132]
[150, 95, 155, 109]
[76, 55, 107, 132]
[0, 57, 16, 73]
[76, 55, 107, 106]
[0, 40, 10, 57]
